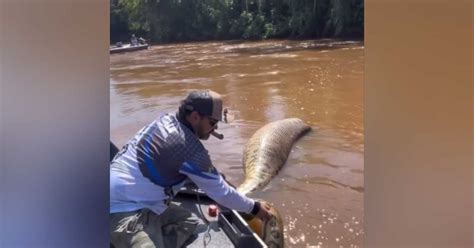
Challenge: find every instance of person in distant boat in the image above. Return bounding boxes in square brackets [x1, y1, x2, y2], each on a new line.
[138, 37, 146, 45]
[110, 90, 273, 248]
[130, 33, 138, 46]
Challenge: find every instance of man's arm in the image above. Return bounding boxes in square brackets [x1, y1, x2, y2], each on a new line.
[179, 161, 257, 214]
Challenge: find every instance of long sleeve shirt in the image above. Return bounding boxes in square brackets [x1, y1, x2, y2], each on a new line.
[110, 113, 254, 215]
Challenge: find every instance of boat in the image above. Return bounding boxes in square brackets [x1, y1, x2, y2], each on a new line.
[109, 43, 149, 54]
[109, 142, 268, 247]
[173, 182, 268, 247]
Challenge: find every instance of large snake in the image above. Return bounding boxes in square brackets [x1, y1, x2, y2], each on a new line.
[237, 118, 311, 195]
[237, 118, 311, 248]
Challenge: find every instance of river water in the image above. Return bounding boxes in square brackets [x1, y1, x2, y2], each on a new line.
[110, 39, 364, 247]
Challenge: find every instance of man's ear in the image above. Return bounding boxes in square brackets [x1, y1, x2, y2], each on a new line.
[189, 111, 201, 124]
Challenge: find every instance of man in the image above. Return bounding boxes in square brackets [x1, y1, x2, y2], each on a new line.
[110, 90, 273, 248]
[130, 34, 138, 46]
[138, 37, 146, 45]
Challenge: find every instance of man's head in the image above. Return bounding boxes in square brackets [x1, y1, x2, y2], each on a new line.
[178, 90, 224, 140]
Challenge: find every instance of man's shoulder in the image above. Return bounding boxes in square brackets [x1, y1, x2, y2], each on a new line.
[155, 113, 184, 139]
[158, 112, 178, 123]
[157, 113, 209, 155]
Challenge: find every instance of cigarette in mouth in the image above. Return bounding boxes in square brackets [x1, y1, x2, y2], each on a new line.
[211, 131, 224, 140]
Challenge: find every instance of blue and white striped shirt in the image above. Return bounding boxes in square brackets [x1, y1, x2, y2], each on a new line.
[110, 113, 254, 215]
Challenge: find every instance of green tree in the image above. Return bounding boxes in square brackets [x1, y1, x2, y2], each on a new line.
[110, 0, 364, 44]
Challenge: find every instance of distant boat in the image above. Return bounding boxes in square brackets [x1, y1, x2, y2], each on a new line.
[110, 43, 149, 54]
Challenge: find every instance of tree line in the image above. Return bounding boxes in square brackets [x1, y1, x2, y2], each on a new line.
[111, 0, 363, 44]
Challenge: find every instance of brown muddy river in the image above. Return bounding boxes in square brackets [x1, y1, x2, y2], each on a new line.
[110, 39, 364, 247]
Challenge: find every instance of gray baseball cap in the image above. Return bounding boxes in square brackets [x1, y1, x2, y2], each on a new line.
[182, 90, 224, 122]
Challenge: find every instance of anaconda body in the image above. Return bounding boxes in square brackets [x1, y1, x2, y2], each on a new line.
[237, 118, 311, 195]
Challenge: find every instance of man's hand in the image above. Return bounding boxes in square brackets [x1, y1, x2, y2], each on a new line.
[255, 201, 273, 221]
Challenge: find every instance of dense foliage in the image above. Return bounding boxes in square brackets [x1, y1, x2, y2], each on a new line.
[111, 0, 363, 43]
